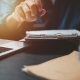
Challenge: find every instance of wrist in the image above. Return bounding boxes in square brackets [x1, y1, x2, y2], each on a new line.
[6, 12, 21, 30]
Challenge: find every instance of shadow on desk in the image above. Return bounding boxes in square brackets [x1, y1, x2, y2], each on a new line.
[24, 39, 78, 56]
[0, 39, 78, 62]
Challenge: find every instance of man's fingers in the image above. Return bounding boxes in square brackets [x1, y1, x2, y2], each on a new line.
[20, 2, 31, 19]
[15, 5, 26, 21]
[34, 0, 42, 12]
[25, 1, 37, 16]
[21, 2, 36, 22]
[41, 9, 46, 16]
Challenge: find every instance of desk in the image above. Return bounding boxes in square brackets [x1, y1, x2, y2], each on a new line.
[0, 40, 78, 80]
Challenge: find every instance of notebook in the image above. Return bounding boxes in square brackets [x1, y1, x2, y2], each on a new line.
[0, 39, 28, 57]
[25, 29, 80, 40]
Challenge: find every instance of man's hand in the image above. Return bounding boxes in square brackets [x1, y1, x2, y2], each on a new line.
[12, 0, 46, 22]
[6, 0, 46, 30]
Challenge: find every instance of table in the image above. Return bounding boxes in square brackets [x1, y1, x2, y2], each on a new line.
[0, 39, 78, 80]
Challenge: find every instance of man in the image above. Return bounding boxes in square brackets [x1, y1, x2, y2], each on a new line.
[0, 0, 80, 40]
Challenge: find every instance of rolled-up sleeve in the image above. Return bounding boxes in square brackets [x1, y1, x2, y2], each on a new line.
[0, 0, 20, 24]
[0, 0, 24, 40]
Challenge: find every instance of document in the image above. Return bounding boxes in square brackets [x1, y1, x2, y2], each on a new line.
[22, 51, 80, 80]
